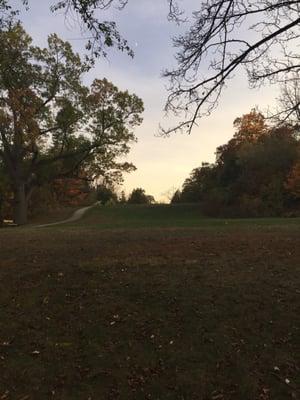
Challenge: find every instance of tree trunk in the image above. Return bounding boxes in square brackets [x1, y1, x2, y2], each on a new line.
[0, 197, 3, 226]
[13, 183, 28, 225]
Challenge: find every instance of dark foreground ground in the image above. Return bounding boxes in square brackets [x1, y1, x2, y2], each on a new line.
[0, 205, 299, 399]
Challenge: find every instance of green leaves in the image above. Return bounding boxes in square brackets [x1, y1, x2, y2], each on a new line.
[0, 23, 143, 222]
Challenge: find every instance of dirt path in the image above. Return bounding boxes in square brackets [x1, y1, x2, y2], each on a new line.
[36, 203, 99, 228]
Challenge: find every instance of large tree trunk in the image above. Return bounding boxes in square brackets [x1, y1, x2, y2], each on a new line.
[13, 183, 28, 225]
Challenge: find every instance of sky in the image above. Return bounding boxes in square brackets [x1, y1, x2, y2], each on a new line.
[17, 0, 279, 202]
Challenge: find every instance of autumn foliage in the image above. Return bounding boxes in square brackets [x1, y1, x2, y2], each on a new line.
[173, 110, 300, 216]
[0, 24, 143, 224]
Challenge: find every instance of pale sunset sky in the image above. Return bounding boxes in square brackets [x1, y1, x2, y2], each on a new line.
[17, 0, 279, 201]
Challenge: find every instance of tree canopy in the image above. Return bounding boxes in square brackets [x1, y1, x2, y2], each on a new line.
[127, 188, 155, 204]
[96, 184, 118, 205]
[174, 110, 300, 216]
[0, 23, 143, 224]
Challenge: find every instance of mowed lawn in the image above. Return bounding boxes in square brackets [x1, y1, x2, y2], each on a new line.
[0, 205, 299, 400]
[73, 203, 300, 230]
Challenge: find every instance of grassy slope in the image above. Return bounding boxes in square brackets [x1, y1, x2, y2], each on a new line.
[74, 203, 300, 230]
[0, 205, 299, 399]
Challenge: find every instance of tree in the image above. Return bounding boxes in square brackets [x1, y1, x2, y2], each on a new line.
[233, 110, 268, 143]
[96, 184, 118, 204]
[127, 188, 155, 204]
[215, 114, 299, 213]
[119, 190, 127, 203]
[177, 111, 300, 216]
[170, 189, 181, 204]
[146, 194, 155, 204]
[162, 1, 300, 134]
[180, 163, 216, 203]
[0, 24, 143, 224]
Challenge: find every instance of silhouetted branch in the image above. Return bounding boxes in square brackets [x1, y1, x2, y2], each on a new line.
[162, 0, 300, 134]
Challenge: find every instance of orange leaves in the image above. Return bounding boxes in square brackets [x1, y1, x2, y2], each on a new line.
[52, 177, 91, 206]
[233, 109, 268, 143]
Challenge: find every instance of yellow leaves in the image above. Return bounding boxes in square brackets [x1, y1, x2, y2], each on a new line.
[2, 87, 42, 147]
[8, 88, 40, 116]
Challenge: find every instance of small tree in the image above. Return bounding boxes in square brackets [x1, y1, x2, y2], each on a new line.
[127, 188, 155, 204]
[180, 163, 216, 203]
[96, 184, 118, 205]
[119, 190, 127, 203]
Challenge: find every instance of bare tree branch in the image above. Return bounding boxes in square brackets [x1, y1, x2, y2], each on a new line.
[162, 0, 300, 135]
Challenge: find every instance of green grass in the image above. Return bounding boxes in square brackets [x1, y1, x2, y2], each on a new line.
[72, 203, 300, 230]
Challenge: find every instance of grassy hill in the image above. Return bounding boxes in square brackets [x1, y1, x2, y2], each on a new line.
[73, 203, 300, 230]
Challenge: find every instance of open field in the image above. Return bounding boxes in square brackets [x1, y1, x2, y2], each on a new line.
[0, 205, 299, 399]
[74, 203, 300, 230]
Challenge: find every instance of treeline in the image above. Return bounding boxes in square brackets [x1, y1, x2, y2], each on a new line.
[172, 110, 300, 217]
[96, 186, 155, 205]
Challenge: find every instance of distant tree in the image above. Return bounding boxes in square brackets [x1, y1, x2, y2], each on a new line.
[181, 163, 216, 203]
[127, 188, 155, 204]
[170, 189, 181, 204]
[146, 194, 155, 204]
[96, 184, 118, 205]
[0, 24, 143, 224]
[119, 190, 127, 203]
[178, 111, 300, 216]
[214, 110, 270, 197]
[233, 110, 268, 144]
[234, 125, 299, 214]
